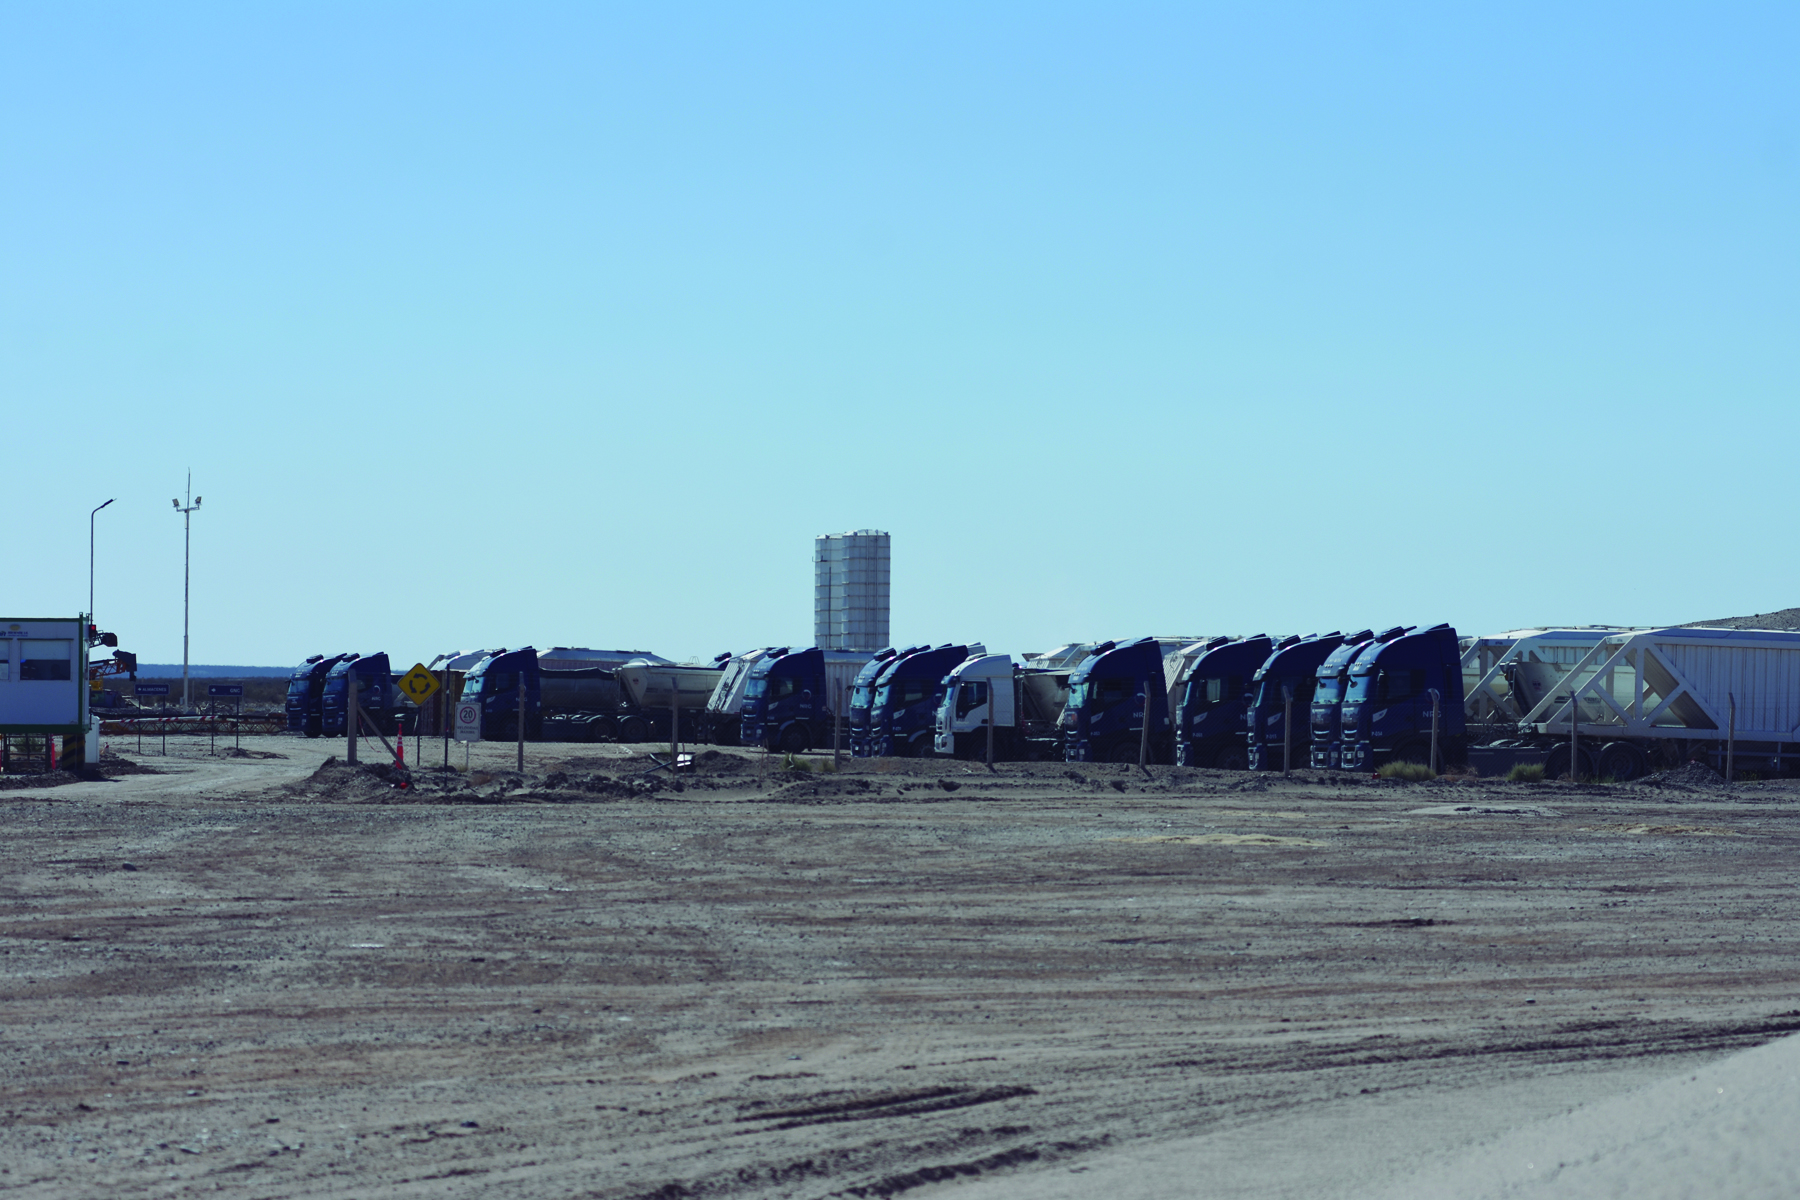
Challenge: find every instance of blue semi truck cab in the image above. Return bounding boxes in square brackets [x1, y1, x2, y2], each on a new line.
[1062, 637, 1175, 763]
[739, 647, 869, 753]
[1309, 627, 1408, 768]
[848, 647, 905, 757]
[319, 653, 400, 738]
[461, 647, 544, 740]
[1245, 633, 1345, 770]
[286, 652, 348, 737]
[1340, 623, 1466, 771]
[1172, 635, 1274, 768]
[869, 643, 970, 757]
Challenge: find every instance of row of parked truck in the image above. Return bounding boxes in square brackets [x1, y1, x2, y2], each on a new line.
[286, 623, 1800, 780]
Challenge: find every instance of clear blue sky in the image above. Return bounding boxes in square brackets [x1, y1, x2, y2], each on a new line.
[6, 3, 1796, 668]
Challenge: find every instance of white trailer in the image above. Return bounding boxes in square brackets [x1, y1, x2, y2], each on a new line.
[1518, 626, 1800, 779]
[1459, 628, 1639, 724]
[703, 647, 779, 744]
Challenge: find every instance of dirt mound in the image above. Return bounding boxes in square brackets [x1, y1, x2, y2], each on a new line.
[1637, 761, 1726, 789]
[1685, 607, 1800, 631]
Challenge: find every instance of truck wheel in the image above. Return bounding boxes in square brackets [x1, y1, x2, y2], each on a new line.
[1544, 745, 1594, 781]
[779, 725, 808, 754]
[1108, 741, 1139, 764]
[1597, 742, 1646, 782]
[912, 736, 937, 759]
[618, 716, 650, 743]
[1211, 746, 1248, 771]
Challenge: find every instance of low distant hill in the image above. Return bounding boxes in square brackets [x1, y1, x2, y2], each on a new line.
[1684, 607, 1800, 631]
[133, 664, 295, 678]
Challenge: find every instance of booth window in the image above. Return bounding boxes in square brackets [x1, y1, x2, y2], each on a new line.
[0, 646, 9, 682]
[20, 640, 72, 681]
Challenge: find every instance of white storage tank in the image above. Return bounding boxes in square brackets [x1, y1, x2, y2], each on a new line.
[814, 530, 890, 652]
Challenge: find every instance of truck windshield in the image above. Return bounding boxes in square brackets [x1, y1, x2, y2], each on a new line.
[1345, 673, 1374, 703]
[1067, 681, 1089, 710]
[1315, 677, 1343, 705]
[462, 675, 484, 696]
[745, 677, 767, 700]
[852, 684, 874, 709]
[286, 680, 310, 699]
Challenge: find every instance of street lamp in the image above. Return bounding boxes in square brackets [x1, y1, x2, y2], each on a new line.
[172, 474, 202, 710]
[89, 498, 115, 627]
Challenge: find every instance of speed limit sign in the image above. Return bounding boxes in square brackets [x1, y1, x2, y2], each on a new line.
[453, 700, 483, 743]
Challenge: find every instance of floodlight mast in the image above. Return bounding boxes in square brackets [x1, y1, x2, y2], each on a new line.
[172, 473, 202, 710]
[89, 498, 115, 630]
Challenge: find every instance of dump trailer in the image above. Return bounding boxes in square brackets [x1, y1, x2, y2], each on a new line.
[1478, 626, 1800, 780]
[847, 647, 906, 757]
[867, 643, 973, 757]
[699, 648, 777, 745]
[1245, 633, 1346, 770]
[612, 658, 727, 742]
[1062, 637, 1183, 763]
[933, 654, 1073, 760]
[1173, 635, 1275, 768]
[738, 647, 872, 752]
[1309, 628, 1412, 768]
[461, 648, 625, 741]
[319, 653, 401, 738]
[285, 653, 349, 736]
[1339, 624, 1465, 770]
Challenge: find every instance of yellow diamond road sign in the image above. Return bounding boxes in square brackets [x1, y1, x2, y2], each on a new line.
[397, 663, 441, 705]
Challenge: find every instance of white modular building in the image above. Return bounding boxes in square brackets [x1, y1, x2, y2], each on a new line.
[814, 530, 890, 652]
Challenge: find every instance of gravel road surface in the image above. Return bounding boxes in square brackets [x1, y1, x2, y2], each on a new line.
[3, 736, 1795, 1198]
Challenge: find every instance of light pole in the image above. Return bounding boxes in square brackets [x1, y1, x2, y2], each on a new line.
[89, 498, 115, 627]
[172, 474, 202, 711]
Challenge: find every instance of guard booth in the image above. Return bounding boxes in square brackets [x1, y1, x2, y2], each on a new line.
[0, 618, 90, 773]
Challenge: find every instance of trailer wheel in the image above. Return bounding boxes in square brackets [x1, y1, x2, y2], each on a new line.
[1597, 742, 1646, 782]
[1544, 744, 1595, 781]
[618, 715, 650, 743]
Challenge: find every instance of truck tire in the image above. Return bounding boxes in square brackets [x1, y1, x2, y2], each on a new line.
[1107, 740, 1139, 764]
[912, 735, 936, 758]
[618, 715, 650, 743]
[1597, 742, 1646, 782]
[1211, 745, 1248, 771]
[778, 725, 809, 753]
[1394, 740, 1433, 766]
[1544, 744, 1594, 781]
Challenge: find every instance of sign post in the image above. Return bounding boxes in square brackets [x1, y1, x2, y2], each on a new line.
[453, 698, 481, 770]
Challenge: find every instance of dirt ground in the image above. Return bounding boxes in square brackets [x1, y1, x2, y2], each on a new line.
[2, 733, 1797, 1199]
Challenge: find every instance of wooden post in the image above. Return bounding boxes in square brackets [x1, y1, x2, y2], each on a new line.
[986, 680, 996, 766]
[1569, 685, 1579, 781]
[1282, 683, 1293, 775]
[1727, 692, 1736, 784]
[670, 673, 681, 765]
[442, 669, 450, 769]
[516, 669, 526, 772]
[347, 678, 358, 766]
[833, 680, 844, 771]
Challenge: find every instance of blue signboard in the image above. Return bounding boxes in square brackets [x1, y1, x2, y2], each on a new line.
[207, 684, 245, 698]
[134, 683, 171, 696]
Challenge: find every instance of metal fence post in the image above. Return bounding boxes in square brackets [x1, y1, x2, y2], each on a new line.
[517, 672, 526, 772]
[1428, 687, 1441, 774]
[1138, 681, 1152, 770]
[1727, 692, 1736, 784]
[347, 679, 359, 766]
